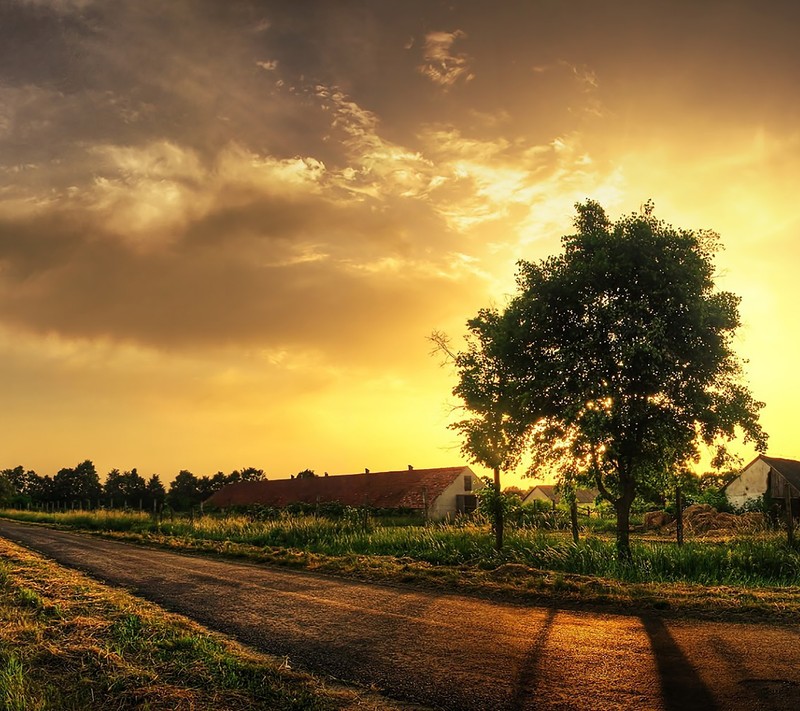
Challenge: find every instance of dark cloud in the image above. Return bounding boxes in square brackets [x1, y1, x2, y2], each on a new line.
[0, 188, 475, 360]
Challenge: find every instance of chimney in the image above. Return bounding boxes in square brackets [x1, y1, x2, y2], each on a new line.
[365, 468, 370, 474]
[324, 471, 329, 477]
[408, 464, 413, 471]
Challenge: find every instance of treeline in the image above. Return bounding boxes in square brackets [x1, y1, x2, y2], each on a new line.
[0, 461, 266, 512]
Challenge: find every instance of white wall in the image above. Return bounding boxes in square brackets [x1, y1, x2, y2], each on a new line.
[429, 468, 483, 519]
[521, 487, 555, 505]
[725, 458, 770, 510]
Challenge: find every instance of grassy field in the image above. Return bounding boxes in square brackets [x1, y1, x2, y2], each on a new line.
[2, 508, 800, 622]
[0, 536, 419, 710]
[3, 508, 798, 587]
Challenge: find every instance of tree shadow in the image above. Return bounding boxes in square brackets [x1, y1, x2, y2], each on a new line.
[509, 607, 557, 710]
[641, 615, 718, 711]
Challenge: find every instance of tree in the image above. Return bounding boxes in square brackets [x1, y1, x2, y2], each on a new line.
[28, 474, 55, 505]
[503, 200, 767, 559]
[104, 468, 147, 508]
[144, 474, 166, 511]
[167, 470, 202, 511]
[432, 310, 529, 550]
[1, 466, 38, 506]
[0, 473, 14, 507]
[231, 467, 266, 482]
[53, 460, 102, 505]
[295, 469, 317, 479]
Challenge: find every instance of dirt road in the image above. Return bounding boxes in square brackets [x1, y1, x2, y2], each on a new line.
[1, 519, 799, 710]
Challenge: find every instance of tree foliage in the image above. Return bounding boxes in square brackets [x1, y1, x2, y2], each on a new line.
[432, 315, 529, 549]
[441, 200, 767, 559]
[501, 200, 766, 557]
[53, 460, 102, 503]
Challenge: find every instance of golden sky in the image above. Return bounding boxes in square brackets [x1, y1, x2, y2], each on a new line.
[1, 0, 798, 487]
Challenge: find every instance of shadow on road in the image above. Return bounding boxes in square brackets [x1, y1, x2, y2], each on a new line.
[641, 615, 718, 711]
[509, 607, 557, 710]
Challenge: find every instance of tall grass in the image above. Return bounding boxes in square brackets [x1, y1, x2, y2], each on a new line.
[3, 508, 799, 587]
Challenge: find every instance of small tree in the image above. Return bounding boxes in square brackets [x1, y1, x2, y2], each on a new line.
[432, 309, 528, 550]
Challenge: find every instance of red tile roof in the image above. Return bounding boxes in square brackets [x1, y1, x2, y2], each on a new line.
[205, 467, 474, 510]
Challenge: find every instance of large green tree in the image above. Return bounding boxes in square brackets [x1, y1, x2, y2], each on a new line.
[503, 200, 767, 558]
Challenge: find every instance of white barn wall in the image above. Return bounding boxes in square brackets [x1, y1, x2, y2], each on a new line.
[725, 458, 770, 509]
[429, 468, 483, 518]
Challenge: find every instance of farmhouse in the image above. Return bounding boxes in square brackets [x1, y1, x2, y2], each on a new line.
[724, 455, 800, 516]
[204, 466, 483, 519]
[522, 485, 599, 509]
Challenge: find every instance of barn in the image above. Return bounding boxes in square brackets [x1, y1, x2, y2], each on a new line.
[724, 455, 800, 515]
[521, 485, 599, 509]
[204, 466, 483, 519]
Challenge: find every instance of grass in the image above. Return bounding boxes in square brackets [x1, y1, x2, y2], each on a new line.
[0, 536, 421, 710]
[3, 508, 800, 621]
[7, 508, 799, 586]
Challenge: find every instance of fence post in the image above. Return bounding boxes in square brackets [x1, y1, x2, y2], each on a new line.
[570, 499, 579, 544]
[785, 483, 795, 547]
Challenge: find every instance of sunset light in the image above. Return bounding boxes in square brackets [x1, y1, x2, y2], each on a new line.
[1, 1, 798, 488]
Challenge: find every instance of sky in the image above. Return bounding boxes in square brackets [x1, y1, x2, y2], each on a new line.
[1, 0, 799, 487]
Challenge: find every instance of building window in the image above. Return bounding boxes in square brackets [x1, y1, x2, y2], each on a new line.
[456, 494, 477, 514]
[464, 475, 472, 491]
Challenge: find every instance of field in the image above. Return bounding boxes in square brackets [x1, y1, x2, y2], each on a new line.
[0, 535, 420, 710]
[3, 511, 800, 604]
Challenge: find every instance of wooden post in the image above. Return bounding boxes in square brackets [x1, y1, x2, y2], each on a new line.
[785, 481, 795, 547]
[676, 486, 684, 546]
[570, 498, 579, 544]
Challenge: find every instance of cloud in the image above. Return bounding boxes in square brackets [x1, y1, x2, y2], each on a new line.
[0, 132, 478, 362]
[418, 30, 474, 88]
[12, 0, 94, 12]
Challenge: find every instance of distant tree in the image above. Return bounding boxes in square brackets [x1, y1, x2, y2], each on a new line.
[500, 200, 767, 559]
[144, 474, 166, 510]
[53, 460, 102, 504]
[229, 467, 266, 482]
[431, 312, 529, 551]
[196, 475, 219, 501]
[167, 470, 202, 511]
[104, 468, 147, 508]
[0, 473, 14, 507]
[1, 466, 40, 506]
[295, 469, 317, 479]
[28, 474, 55, 504]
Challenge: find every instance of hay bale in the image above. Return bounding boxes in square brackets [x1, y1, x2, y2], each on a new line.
[683, 503, 716, 521]
[736, 512, 767, 532]
[643, 511, 674, 529]
[686, 512, 718, 533]
[712, 512, 739, 530]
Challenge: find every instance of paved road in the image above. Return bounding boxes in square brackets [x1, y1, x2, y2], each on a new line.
[2, 519, 799, 710]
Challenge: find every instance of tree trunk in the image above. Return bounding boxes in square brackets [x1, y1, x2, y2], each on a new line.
[493, 466, 503, 551]
[570, 498, 579, 544]
[614, 483, 636, 561]
[676, 486, 684, 546]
